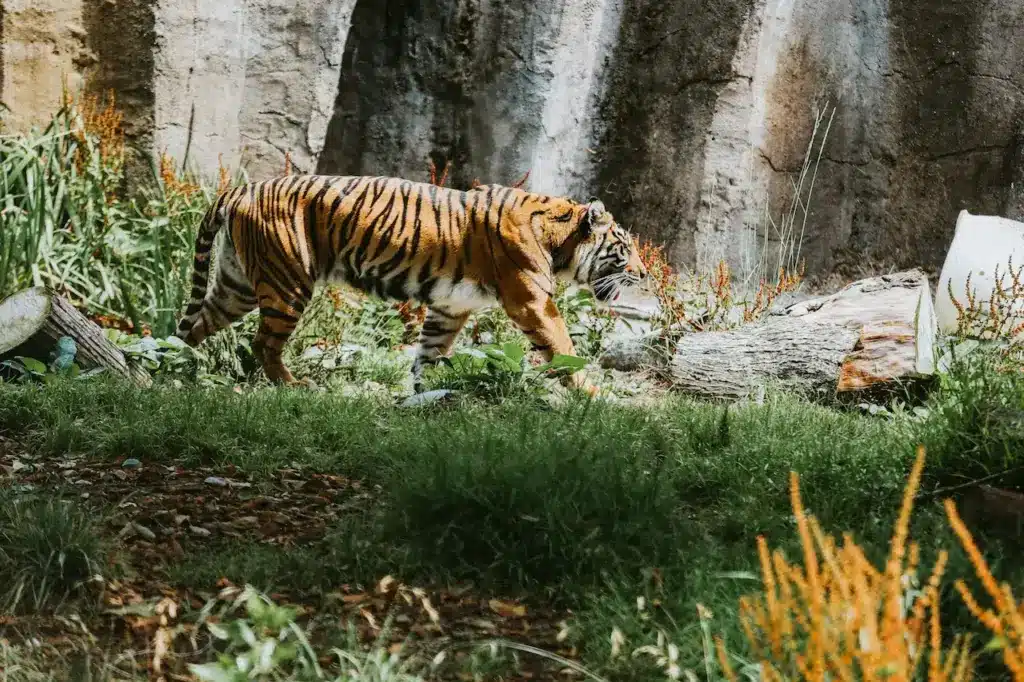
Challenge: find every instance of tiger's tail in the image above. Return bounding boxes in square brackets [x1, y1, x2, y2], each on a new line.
[175, 194, 229, 343]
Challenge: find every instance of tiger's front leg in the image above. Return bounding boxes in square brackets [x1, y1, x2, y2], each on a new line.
[501, 287, 597, 396]
[411, 306, 471, 392]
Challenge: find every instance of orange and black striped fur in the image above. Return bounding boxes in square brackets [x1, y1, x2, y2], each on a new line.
[175, 175, 647, 391]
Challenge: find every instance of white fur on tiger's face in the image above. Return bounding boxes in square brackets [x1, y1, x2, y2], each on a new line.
[563, 202, 648, 303]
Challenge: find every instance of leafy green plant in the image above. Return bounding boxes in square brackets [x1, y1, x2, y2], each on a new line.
[104, 317, 261, 387]
[423, 342, 533, 400]
[0, 96, 120, 299]
[0, 335, 101, 384]
[116, 159, 209, 336]
[920, 339, 1024, 491]
[0, 94, 209, 337]
[558, 286, 620, 359]
[189, 585, 428, 682]
[421, 341, 586, 401]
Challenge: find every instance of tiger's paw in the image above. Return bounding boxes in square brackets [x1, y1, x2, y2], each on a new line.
[568, 380, 602, 400]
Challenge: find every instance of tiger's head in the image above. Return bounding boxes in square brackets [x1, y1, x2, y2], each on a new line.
[558, 198, 648, 303]
[470, 183, 648, 302]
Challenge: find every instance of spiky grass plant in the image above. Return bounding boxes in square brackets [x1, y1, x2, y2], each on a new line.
[637, 243, 803, 336]
[0, 92, 208, 336]
[0, 494, 105, 613]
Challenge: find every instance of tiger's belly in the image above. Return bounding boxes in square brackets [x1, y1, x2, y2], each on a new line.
[322, 262, 496, 313]
[429, 278, 497, 313]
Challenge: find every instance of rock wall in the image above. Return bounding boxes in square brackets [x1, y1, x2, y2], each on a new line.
[1, 0, 92, 131]
[152, 0, 245, 178]
[84, 0, 156, 181]
[0, 0, 1021, 279]
[757, 0, 1024, 279]
[317, 0, 622, 198]
[149, 0, 357, 182]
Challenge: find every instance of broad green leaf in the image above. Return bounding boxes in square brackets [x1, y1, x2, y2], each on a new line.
[501, 342, 525, 364]
[17, 356, 47, 374]
[160, 335, 187, 350]
[538, 354, 588, 374]
[187, 662, 239, 682]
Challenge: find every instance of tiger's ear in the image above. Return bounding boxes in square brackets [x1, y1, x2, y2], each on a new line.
[581, 199, 611, 235]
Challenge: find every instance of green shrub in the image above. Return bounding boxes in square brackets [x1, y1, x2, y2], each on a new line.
[0, 95, 210, 337]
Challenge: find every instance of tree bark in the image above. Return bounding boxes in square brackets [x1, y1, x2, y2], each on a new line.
[669, 318, 861, 400]
[0, 287, 152, 387]
[602, 270, 938, 403]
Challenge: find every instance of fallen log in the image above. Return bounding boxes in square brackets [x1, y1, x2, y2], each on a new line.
[601, 269, 937, 403]
[0, 287, 152, 387]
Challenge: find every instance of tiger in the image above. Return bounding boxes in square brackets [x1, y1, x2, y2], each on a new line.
[174, 174, 648, 393]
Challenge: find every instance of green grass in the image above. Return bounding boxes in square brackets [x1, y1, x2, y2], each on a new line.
[0, 379, 923, 593]
[0, 380, 926, 676]
[2, 351, 1023, 679]
[0, 491, 107, 613]
[918, 345, 1024, 491]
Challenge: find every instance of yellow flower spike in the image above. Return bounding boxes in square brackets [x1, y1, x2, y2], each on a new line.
[929, 584, 943, 681]
[812, 516, 853, 605]
[882, 448, 925, 654]
[945, 500, 1008, 614]
[714, 635, 737, 682]
[757, 535, 784, 660]
[1001, 582, 1024, 640]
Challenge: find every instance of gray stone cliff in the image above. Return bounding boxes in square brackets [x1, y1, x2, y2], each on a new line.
[2, 0, 1021, 280]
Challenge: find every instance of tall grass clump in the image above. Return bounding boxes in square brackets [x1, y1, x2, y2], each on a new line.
[919, 261, 1024, 492]
[0, 492, 105, 613]
[0, 91, 121, 298]
[918, 345, 1024, 491]
[0, 90, 212, 336]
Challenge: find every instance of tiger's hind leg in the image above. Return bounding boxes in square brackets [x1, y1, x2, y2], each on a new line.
[179, 239, 258, 347]
[252, 287, 311, 386]
[411, 306, 471, 392]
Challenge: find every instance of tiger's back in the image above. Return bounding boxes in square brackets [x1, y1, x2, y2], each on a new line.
[176, 174, 647, 390]
[217, 175, 478, 297]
